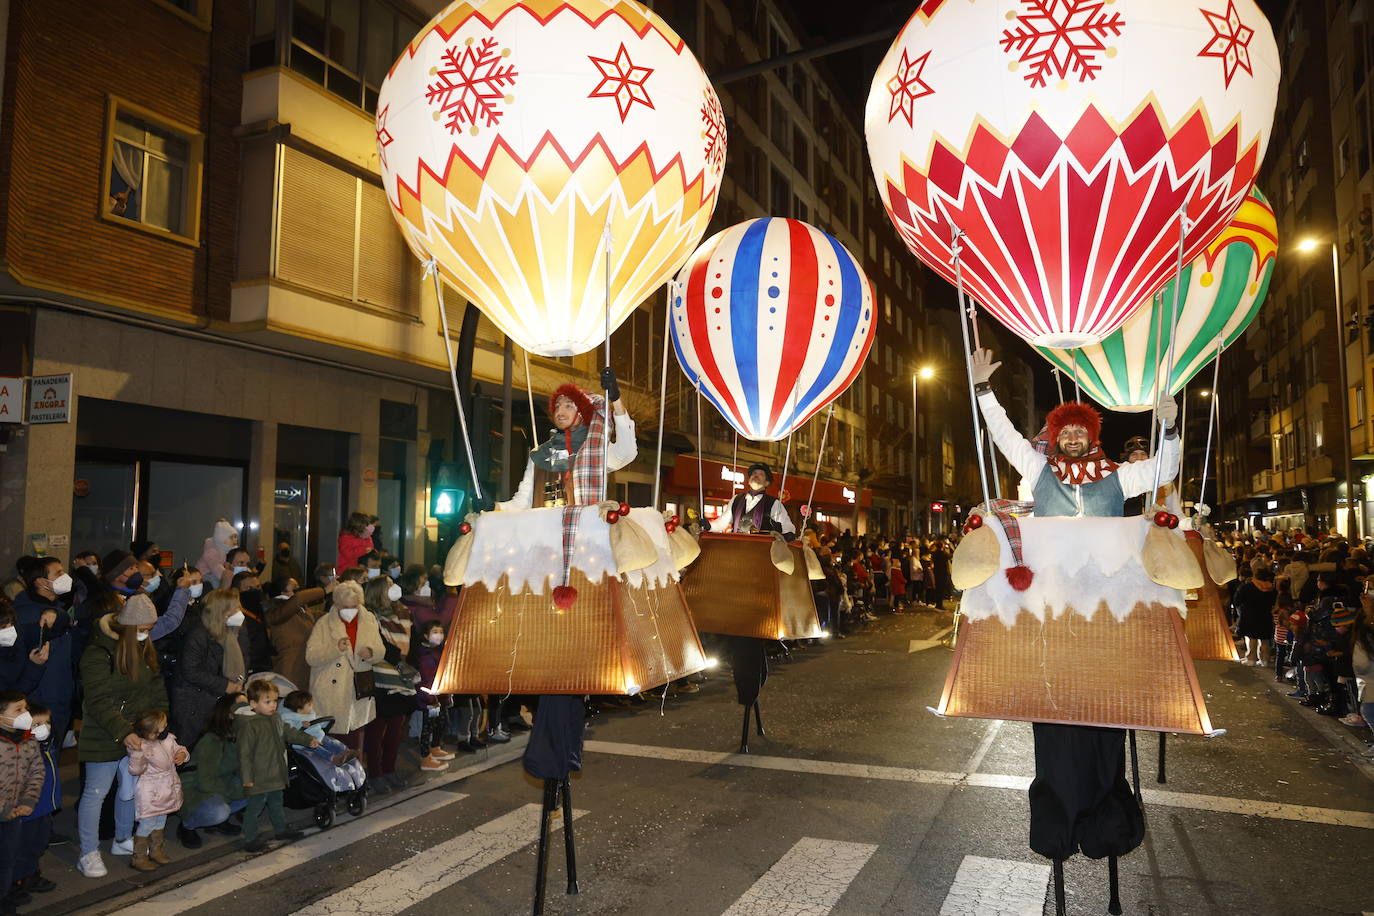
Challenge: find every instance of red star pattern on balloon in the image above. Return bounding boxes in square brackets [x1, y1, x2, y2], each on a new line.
[589, 43, 655, 122]
[376, 104, 395, 170]
[1199, 0, 1256, 88]
[887, 48, 935, 126]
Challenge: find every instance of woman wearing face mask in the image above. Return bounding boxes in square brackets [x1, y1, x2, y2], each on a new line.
[0, 598, 48, 695]
[305, 581, 382, 762]
[76, 594, 173, 878]
[171, 590, 249, 749]
[337, 512, 377, 575]
[265, 577, 326, 692]
[360, 575, 414, 793]
[12, 557, 72, 742]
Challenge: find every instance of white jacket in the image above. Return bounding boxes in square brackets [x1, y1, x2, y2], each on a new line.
[500, 412, 638, 510]
[305, 609, 385, 735]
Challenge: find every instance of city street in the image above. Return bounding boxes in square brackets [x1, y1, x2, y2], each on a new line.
[40, 609, 1374, 916]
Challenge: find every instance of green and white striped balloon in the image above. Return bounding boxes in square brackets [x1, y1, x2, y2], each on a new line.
[1037, 188, 1278, 412]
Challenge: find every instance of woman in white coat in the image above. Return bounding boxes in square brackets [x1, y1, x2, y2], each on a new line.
[305, 581, 383, 753]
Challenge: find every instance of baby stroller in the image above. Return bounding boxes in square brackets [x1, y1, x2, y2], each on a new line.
[247, 673, 368, 829]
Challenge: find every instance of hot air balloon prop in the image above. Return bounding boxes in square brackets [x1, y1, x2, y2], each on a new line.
[670, 217, 876, 441]
[1036, 187, 1278, 411]
[866, 0, 1280, 348]
[377, 0, 726, 357]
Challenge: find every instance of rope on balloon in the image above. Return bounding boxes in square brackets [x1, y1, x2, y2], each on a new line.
[1069, 349, 1082, 401]
[1196, 333, 1225, 515]
[778, 388, 797, 501]
[806, 404, 836, 518]
[950, 226, 993, 510]
[423, 258, 484, 502]
[695, 378, 705, 523]
[522, 349, 537, 446]
[601, 219, 614, 499]
[732, 431, 739, 496]
[1153, 206, 1194, 495]
[653, 282, 676, 510]
[1052, 368, 1065, 405]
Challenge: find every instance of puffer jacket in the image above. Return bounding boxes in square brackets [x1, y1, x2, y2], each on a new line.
[0, 728, 44, 820]
[128, 733, 186, 819]
[22, 737, 59, 821]
[77, 614, 169, 763]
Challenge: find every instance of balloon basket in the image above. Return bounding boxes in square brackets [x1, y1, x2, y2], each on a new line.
[680, 533, 822, 640]
[935, 602, 1215, 735]
[432, 571, 707, 696]
[1181, 530, 1240, 662]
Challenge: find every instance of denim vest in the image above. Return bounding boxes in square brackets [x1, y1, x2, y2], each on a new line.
[1031, 466, 1125, 518]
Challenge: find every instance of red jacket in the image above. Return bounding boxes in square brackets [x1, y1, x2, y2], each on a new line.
[337, 532, 373, 572]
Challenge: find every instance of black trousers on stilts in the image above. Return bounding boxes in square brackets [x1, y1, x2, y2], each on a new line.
[1029, 723, 1145, 862]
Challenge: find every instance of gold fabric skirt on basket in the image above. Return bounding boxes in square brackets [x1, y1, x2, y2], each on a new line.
[680, 533, 823, 640]
[1181, 530, 1240, 662]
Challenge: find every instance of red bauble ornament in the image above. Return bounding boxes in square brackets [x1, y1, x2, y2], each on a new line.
[1167, 514, 1180, 530]
[618, 501, 631, 516]
[966, 514, 984, 530]
[665, 520, 678, 533]
[670, 514, 681, 526]
[459, 522, 472, 535]
[1153, 511, 1171, 528]
[606, 510, 621, 525]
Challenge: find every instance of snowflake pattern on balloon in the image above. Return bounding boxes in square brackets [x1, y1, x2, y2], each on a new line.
[426, 35, 518, 136]
[1000, 0, 1125, 89]
[1199, 0, 1256, 88]
[589, 43, 655, 122]
[887, 48, 935, 126]
[700, 88, 725, 173]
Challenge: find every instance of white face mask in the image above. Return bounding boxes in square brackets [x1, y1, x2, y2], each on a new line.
[417, 582, 432, 598]
[231, 565, 250, 577]
[136, 631, 150, 642]
[337, 606, 359, 622]
[188, 583, 204, 599]
[0, 627, 16, 648]
[144, 575, 162, 593]
[50, 572, 73, 596]
[226, 611, 245, 628]
[366, 567, 381, 579]
[386, 583, 402, 602]
[5, 711, 32, 732]
[31, 723, 50, 742]
[748, 479, 767, 491]
[85, 563, 99, 574]
[427, 633, 444, 646]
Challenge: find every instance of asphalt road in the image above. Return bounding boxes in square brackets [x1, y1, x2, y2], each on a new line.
[39, 608, 1374, 916]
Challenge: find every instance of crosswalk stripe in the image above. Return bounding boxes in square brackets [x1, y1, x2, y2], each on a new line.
[938, 855, 1050, 916]
[721, 837, 877, 916]
[291, 803, 587, 915]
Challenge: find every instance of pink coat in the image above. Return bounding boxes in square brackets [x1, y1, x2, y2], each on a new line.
[127, 734, 186, 819]
[337, 532, 373, 572]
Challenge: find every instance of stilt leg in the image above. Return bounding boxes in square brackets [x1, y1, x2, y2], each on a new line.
[738, 704, 751, 754]
[532, 778, 556, 915]
[1157, 732, 1168, 784]
[753, 701, 765, 737]
[1128, 730, 1141, 801]
[1107, 855, 1122, 915]
[561, 778, 579, 896]
[1052, 859, 1066, 916]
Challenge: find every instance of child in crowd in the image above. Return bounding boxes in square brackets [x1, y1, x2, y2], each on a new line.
[236, 680, 319, 852]
[12, 703, 58, 902]
[281, 689, 359, 767]
[410, 621, 454, 771]
[0, 691, 43, 915]
[126, 709, 187, 871]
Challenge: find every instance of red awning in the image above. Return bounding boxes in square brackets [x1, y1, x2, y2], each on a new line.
[666, 455, 870, 509]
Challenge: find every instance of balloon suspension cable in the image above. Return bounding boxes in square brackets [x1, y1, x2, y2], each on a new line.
[951, 226, 993, 510]
[1197, 334, 1224, 513]
[1179, 384, 1189, 501]
[601, 219, 613, 500]
[522, 349, 538, 443]
[695, 379, 705, 521]
[1153, 206, 1193, 495]
[653, 283, 675, 510]
[1069, 349, 1081, 401]
[425, 259, 483, 502]
[1148, 291, 1165, 451]
[807, 404, 836, 515]
[732, 430, 739, 497]
[1052, 368, 1065, 405]
[778, 388, 797, 500]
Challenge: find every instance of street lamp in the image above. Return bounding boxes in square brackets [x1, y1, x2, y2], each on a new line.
[1296, 235, 1359, 539]
[912, 366, 935, 536]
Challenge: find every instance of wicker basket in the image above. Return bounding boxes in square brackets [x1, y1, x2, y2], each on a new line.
[680, 533, 823, 640]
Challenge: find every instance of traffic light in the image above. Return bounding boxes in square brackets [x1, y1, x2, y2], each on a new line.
[430, 463, 467, 519]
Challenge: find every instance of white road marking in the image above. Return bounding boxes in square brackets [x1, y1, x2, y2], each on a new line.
[963, 719, 1004, 774]
[938, 855, 1050, 916]
[585, 741, 1374, 830]
[908, 626, 954, 653]
[122, 741, 525, 915]
[721, 837, 877, 916]
[291, 803, 587, 915]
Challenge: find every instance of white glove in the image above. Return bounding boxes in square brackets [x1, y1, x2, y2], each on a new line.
[1155, 396, 1179, 428]
[970, 349, 1000, 385]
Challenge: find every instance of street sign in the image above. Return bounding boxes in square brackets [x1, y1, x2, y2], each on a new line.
[0, 378, 22, 423]
[28, 373, 71, 424]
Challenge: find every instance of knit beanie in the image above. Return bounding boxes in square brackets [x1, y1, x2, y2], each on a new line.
[212, 519, 237, 552]
[117, 593, 158, 627]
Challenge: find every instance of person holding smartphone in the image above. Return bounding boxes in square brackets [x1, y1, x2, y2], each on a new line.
[13, 557, 73, 748]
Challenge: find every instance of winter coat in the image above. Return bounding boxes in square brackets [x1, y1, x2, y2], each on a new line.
[12, 590, 75, 716]
[197, 520, 239, 588]
[336, 532, 374, 573]
[22, 738, 58, 821]
[267, 588, 325, 691]
[305, 609, 384, 735]
[374, 617, 415, 719]
[1231, 581, 1277, 639]
[412, 643, 444, 712]
[78, 614, 170, 763]
[401, 595, 438, 632]
[179, 731, 244, 815]
[0, 729, 43, 820]
[170, 620, 228, 748]
[1299, 594, 1353, 669]
[0, 641, 43, 695]
[127, 733, 186, 819]
[237, 594, 274, 674]
[1354, 640, 1373, 702]
[269, 555, 305, 588]
[235, 709, 315, 795]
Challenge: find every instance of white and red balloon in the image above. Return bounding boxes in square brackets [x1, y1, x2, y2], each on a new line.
[865, 0, 1280, 349]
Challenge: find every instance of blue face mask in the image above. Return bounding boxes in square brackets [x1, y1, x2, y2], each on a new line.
[125, 572, 144, 591]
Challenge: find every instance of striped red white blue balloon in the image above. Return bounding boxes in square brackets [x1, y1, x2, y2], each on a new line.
[671, 218, 875, 442]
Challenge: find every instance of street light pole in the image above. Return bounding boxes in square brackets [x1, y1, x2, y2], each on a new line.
[1329, 240, 1360, 540]
[912, 367, 933, 537]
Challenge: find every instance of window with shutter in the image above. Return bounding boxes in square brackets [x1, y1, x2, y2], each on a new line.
[357, 181, 415, 316]
[278, 147, 355, 300]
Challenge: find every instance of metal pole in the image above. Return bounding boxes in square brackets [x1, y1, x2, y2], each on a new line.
[1198, 337, 1223, 510]
[653, 284, 673, 509]
[951, 228, 992, 510]
[1052, 368, 1064, 404]
[711, 27, 900, 84]
[695, 380, 705, 521]
[500, 339, 513, 496]
[601, 223, 613, 500]
[1332, 241, 1360, 539]
[1153, 208, 1191, 495]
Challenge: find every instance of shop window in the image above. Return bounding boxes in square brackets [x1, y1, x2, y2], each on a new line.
[104, 99, 203, 243]
[147, 462, 247, 568]
[70, 463, 138, 562]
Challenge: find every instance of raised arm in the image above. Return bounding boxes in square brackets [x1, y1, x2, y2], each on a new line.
[969, 350, 1046, 485]
[1116, 418, 1181, 500]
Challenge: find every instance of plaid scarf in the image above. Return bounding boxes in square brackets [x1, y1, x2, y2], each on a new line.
[557, 395, 608, 599]
[980, 498, 1035, 590]
[1049, 445, 1119, 485]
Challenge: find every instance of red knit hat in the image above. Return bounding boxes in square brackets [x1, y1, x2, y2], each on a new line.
[549, 384, 594, 427]
[1045, 401, 1102, 449]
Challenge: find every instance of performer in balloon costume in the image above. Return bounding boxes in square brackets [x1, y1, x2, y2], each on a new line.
[717, 464, 796, 537]
[501, 368, 634, 511]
